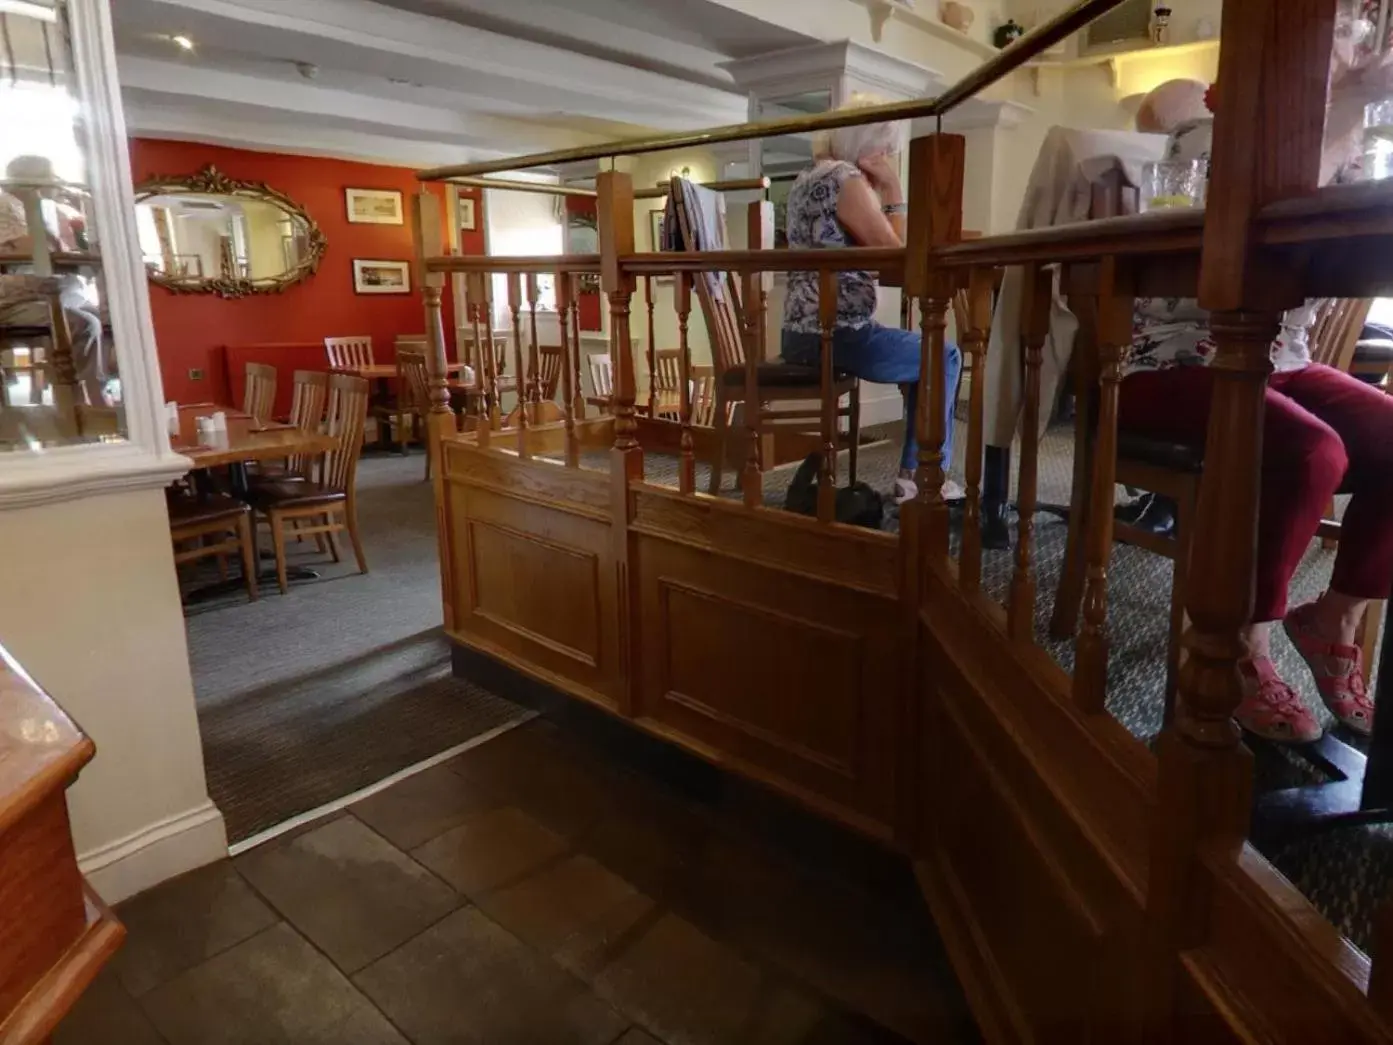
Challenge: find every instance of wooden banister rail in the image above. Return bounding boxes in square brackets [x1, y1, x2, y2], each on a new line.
[414, 0, 1129, 181]
[0, 644, 123, 1043]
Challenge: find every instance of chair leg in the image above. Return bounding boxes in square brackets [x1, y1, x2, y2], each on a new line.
[346, 502, 369, 574]
[1047, 441, 1093, 642]
[1359, 599, 1384, 677]
[325, 516, 342, 564]
[708, 389, 728, 495]
[1164, 484, 1198, 727]
[270, 512, 289, 595]
[848, 381, 861, 487]
[237, 513, 259, 601]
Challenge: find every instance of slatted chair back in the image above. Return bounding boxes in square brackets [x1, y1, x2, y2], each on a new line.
[538, 344, 564, 400]
[286, 369, 329, 476]
[242, 362, 277, 422]
[588, 353, 613, 401]
[397, 348, 431, 414]
[1308, 299, 1373, 373]
[691, 365, 716, 427]
[669, 177, 748, 375]
[653, 348, 682, 418]
[324, 336, 374, 370]
[321, 372, 370, 492]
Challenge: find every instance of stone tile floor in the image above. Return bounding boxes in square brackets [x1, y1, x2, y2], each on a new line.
[58, 717, 980, 1045]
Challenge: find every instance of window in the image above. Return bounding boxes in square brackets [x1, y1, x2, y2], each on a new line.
[484, 188, 564, 325]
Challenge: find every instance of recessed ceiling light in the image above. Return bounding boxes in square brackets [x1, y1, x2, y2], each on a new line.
[171, 34, 195, 51]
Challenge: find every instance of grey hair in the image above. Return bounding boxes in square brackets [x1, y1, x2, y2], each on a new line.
[812, 93, 908, 163]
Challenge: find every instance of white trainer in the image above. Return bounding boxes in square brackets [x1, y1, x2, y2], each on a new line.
[892, 477, 917, 505]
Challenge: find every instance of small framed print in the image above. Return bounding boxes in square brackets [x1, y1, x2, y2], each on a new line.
[352, 258, 411, 294]
[459, 195, 477, 231]
[345, 188, 404, 225]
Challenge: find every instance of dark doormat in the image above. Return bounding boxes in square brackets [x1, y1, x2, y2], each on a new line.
[199, 629, 529, 843]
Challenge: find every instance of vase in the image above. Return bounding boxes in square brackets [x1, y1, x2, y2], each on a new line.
[994, 19, 1025, 48]
[941, 1, 974, 33]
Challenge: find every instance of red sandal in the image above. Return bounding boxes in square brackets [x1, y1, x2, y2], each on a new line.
[1235, 656, 1322, 743]
[1283, 601, 1375, 735]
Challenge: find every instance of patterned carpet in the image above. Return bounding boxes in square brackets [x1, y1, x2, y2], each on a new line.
[553, 417, 1389, 955]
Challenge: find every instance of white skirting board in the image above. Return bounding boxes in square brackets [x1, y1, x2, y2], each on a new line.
[79, 801, 228, 905]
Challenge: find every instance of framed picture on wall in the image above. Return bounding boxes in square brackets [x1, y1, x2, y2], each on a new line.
[352, 258, 411, 294]
[459, 196, 477, 231]
[649, 208, 667, 251]
[345, 188, 404, 225]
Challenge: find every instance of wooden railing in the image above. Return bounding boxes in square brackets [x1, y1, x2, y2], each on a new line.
[408, 1, 1393, 1038]
[0, 644, 123, 1041]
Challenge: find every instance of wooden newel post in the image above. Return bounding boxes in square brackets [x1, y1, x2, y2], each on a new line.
[904, 133, 965, 567]
[597, 168, 640, 716]
[411, 192, 452, 454]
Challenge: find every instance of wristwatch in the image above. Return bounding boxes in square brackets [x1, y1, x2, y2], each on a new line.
[881, 202, 907, 215]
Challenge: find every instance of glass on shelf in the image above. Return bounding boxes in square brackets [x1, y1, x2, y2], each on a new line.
[1140, 159, 1207, 213]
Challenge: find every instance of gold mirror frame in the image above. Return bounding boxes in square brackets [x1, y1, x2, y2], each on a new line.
[133, 164, 328, 299]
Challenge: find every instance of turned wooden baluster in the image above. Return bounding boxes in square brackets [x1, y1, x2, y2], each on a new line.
[556, 270, 579, 468]
[597, 169, 640, 716]
[1074, 257, 1133, 714]
[644, 274, 657, 418]
[959, 266, 994, 594]
[817, 269, 837, 523]
[905, 133, 965, 564]
[526, 273, 542, 407]
[571, 275, 586, 420]
[1009, 262, 1050, 642]
[742, 200, 772, 508]
[677, 271, 695, 495]
[507, 272, 529, 457]
[466, 273, 491, 448]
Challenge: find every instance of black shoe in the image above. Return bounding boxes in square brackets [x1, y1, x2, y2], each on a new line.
[981, 499, 1012, 550]
[1116, 493, 1177, 539]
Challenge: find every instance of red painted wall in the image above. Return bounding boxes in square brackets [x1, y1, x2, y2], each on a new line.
[128, 139, 483, 406]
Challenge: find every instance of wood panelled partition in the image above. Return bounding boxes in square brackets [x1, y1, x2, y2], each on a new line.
[406, 2, 1393, 1039]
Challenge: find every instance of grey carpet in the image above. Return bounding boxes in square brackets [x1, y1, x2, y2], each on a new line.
[181, 453, 530, 843]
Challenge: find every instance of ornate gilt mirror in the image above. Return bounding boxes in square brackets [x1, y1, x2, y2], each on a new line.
[133, 165, 326, 298]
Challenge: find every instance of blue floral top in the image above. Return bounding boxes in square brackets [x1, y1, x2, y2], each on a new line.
[782, 160, 878, 334]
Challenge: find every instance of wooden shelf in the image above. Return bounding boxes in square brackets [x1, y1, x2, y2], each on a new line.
[1025, 38, 1220, 92]
[851, 0, 999, 60]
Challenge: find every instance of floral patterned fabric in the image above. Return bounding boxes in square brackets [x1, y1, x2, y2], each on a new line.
[781, 160, 878, 334]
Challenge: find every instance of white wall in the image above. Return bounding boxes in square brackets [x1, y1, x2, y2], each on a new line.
[0, 487, 225, 903]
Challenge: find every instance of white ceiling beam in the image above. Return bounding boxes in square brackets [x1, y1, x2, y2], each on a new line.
[121, 0, 748, 128]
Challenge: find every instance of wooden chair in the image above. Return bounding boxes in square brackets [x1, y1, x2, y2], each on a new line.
[167, 491, 259, 602]
[268, 369, 329, 481]
[538, 344, 564, 401]
[242, 361, 277, 423]
[586, 352, 613, 413]
[668, 177, 860, 494]
[324, 336, 374, 371]
[691, 365, 716, 427]
[247, 372, 370, 593]
[1054, 296, 1384, 720]
[372, 349, 430, 460]
[651, 348, 682, 419]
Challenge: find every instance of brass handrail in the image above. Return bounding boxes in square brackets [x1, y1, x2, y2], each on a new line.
[448, 176, 772, 200]
[415, 0, 1128, 183]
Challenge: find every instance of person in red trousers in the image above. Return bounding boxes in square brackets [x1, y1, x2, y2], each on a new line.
[1122, 10, 1393, 743]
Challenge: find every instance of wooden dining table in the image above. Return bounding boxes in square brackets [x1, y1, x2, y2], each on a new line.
[172, 404, 335, 497]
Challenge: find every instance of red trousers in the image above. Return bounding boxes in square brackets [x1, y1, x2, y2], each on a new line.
[1118, 364, 1393, 622]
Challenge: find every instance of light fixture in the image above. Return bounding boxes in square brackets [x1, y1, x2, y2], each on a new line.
[171, 34, 195, 51]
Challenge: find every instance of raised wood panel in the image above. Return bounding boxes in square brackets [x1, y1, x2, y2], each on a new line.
[470, 521, 601, 668]
[932, 695, 1106, 1044]
[634, 529, 899, 830]
[0, 793, 86, 1019]
[446, 478, 618, 709]
[659, 579, 860, 777]
[631, 484, 898, 598]
[921, 574, 1155, 898]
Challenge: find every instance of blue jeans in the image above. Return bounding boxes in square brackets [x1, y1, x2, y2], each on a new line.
[782, 323, 961, 473]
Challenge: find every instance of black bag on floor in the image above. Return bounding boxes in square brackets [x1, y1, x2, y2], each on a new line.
[783, 453, 884, 530]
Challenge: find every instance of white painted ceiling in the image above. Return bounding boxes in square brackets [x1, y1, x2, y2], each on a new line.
[112, 0, 817, 170]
